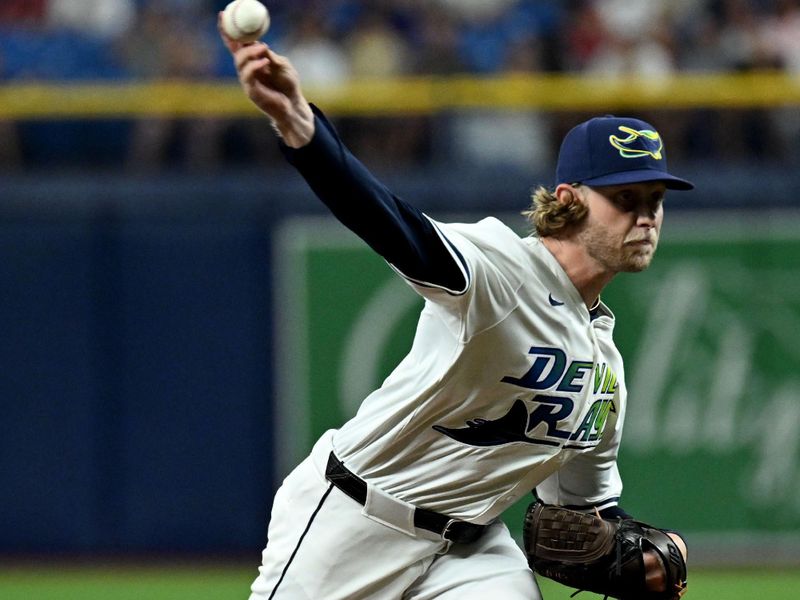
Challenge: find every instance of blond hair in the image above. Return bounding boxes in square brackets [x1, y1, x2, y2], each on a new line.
[522, 185, 589, 237]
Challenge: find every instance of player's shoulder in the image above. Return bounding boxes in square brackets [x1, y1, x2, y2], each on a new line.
[438, 216, 524, 250]
[434, 216, 537, 283]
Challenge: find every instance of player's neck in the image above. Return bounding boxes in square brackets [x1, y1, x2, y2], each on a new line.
[541, 236, 615, 309]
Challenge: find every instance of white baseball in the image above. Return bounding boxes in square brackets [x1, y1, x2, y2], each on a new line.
[222, 0, 270, 43]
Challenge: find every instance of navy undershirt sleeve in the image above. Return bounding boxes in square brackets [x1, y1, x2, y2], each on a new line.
[279, 105, 467, 292]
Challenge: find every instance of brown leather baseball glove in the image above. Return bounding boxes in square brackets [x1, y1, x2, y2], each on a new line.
[523, 501, 687, 600]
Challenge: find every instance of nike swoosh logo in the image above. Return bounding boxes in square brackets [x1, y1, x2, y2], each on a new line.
[548, 293, 565, 307]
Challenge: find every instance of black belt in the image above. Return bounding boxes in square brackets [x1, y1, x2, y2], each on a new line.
[325, 452, 487, 544]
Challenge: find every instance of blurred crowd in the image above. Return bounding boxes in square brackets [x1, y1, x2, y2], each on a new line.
[3, 0, 800, 79]
[0, 0, 799, 171]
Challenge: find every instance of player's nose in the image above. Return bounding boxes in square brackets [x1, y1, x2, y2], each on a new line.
[636, 212, 657, 228]
[632, 202, 659, 227]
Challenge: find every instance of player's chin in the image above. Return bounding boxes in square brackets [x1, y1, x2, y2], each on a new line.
[620, 248, 655, 272]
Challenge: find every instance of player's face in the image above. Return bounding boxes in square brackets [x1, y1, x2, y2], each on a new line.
[576, 182, 666, 273]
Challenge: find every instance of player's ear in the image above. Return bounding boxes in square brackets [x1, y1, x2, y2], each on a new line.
[554, 183, 582, 207]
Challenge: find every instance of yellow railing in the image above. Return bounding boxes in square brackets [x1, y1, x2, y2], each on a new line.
[1, 72, 798, 119]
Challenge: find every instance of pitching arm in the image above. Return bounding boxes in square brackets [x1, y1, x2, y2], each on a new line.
[280, 105, 468, 293]
[220, 25, 467, 293]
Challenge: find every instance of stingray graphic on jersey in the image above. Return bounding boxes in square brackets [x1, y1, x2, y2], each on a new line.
[433, 399, 537, 446]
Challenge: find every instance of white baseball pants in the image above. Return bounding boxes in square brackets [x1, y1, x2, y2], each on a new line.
[249, 431, 541, 600]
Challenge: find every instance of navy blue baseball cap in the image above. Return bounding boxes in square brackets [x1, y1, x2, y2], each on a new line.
[555, 116, 694, 190]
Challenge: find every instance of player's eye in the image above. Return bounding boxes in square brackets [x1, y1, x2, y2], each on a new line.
[614, 191, 634, 209]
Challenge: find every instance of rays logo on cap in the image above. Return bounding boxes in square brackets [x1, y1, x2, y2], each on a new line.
[555, 116, 694, 189]
[609, 126, 663, 160]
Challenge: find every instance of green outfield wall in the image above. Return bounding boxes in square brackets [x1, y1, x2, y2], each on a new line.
[274, 211, 800, 566]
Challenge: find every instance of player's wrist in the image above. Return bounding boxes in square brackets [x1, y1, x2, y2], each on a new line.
[272, 98, 314, 148]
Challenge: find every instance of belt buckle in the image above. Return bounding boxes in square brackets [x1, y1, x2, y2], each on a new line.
[441, 518, 460, 541]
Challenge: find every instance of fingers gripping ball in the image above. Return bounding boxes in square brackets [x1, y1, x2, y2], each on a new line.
[222, 0, 270, 43]
[523, 502, 688, 600]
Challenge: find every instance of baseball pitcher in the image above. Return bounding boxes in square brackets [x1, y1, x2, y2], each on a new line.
[220, 17, 692, 600]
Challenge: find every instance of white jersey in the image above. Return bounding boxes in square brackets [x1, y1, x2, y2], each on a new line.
[332, 216, 626, 524]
